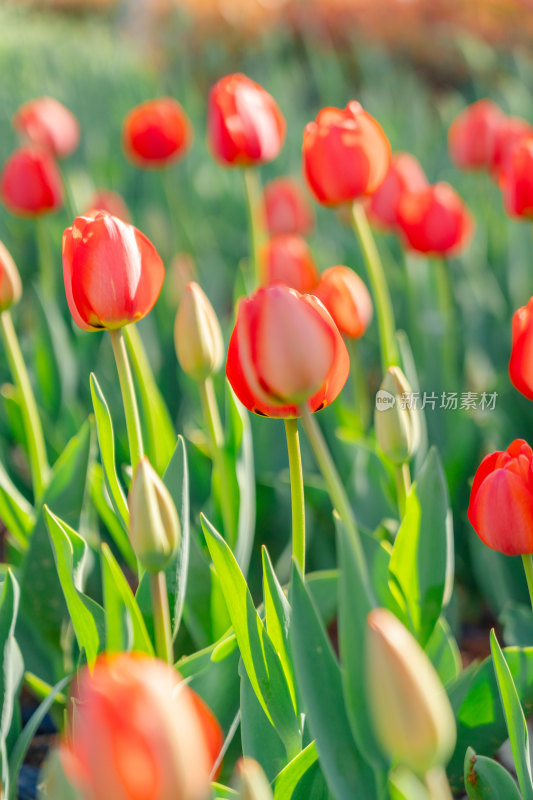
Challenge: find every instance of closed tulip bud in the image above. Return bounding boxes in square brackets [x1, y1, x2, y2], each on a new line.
[13, 96, 80, 159]
[128, 457, 180, 571]
[122, 98, 192, 168]
[313, 265, 373, 338]
[226, 285, 349, 418]
[0, 240, 22, 313]
[491, 115, 533, 178]
[175, 282, 223, 381]
[208, 73, 286, 167]
[448, 99, 503, 171]
[510, 297, 533, 399]
[368, 152, 428, 230]
[259, 234, 319, 293]
[501, 136, 533, 219]
[0, 145, 63, 217]
[468, 439, 533, 555]
[262, 177, 314, 236]
[397, 182, 473, 257]
[61, 653, 221, 800]
[367, 608, 456, 776]
[234, 759, 274, 800]
[375, 367, 420, 465]
[303, 101, 391, 206]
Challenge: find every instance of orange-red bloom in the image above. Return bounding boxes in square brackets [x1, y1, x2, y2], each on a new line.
[61, 653, 222, 800]
[396, 182, 473, 256]
[63, 213, 164, 331]
[313, 265, 372, 338]
[448, 99, 503, 171]
[491, 115, 533, 178]
[123, 98, 192, 168]
[468, 440, 533, 555]
[226, 285, 349, 418]
[501, 137, 533, 219]
[259, 234, 319, 293]
[263, 177, 314, 236]
[84, 189, 131, 222]
[368, 152, 427, 230]
[0, 145, 63, 217]
[13, 96, 80, 159]
[208, 73, 285, 167]
[509, 297, 533, 400]
[302, 101, 391, 206]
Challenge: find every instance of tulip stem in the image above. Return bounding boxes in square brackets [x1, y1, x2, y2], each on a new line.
[150, 571, 173, 664]
[351, 201, 399, 372]
[434, 257, 458, 388]
[348, 338, 370, 432]
[35, 218, 56, 299]
[284, 418, 306, 573]
[161, 168, 196, 257]
[423, 766, 453, 800]
[242, 167, 265, 289]
[522, 555, 533, 611]
[0, 310, 49, 501]
[395, 463, 412, 518]
[109, 328, 144, 471]
[301, 407, 373, 601]
[199, 377, 236, 547]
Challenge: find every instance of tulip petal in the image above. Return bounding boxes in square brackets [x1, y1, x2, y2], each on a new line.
[469, 468, 533, 555]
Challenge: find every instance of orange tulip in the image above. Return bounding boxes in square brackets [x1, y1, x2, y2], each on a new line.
[0, 145, 63, 217]
[368, 152, 427, 230]
[448, 99, 503, 171]
[13, 96, 80, 159]
[510, 297, 533, 399]
[313, 265, 372, 338]
[0, 240, 22, 313]
[122, 98, 192, 168]
[259, 234, 319, 293]
[262, 177, 314, 236]
[62, 213, 164, 331]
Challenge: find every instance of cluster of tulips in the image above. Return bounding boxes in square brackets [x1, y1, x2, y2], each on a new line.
[2, 70, 533, 800]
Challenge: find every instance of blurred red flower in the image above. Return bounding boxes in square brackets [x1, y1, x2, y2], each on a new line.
[123, 98, 192, 168]
[13, 96, 80, 159]
[259, 234, 319, 293]
[263, 177, 314, 236]
[0, 145, 63, 217]
[397, 182, 473, 256]
[313, 265, 373, 338]
[368, 152, 427, 230]
[448, 99, 503, 171]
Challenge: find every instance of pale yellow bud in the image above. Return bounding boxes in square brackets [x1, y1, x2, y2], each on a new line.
[0, 240, 22, 313]
[366, 608, 456, 776]
[175, 282, 223, 381]
[128, 457, 180, 572]
[374, 366, 420, 464]
[234, 758, 274, 800]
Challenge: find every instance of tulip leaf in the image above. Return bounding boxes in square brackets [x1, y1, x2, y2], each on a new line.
[262, 546, 296, 711]
[212, 785, 238, 799]
[500, 602, 533, 647]
[388, 766, 430, 800]
[389, 446, 453, 646]
[490, 630, 533, 800]
[0, 571, 23, 800]
[425, 617, 462, 687]
[38, 748, 83, 800]
[240, 668, 287, 781]
[0, 459, 34, 543]
[273, 741, 319, 800]
[289, 563, 385, 800]
[89, 463, 136, 570]
[229, 386, 256, 576]
[464, 747, 522, 799]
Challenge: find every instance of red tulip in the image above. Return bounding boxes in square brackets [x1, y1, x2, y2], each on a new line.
[468, 440, 533, 555]
[501, 136, 533, 218]
[491, 115, 533, 178]
[368, 152, 427, 230]
[207, 73, 286, 166]
[0, 145, 63, 217]
[263, 177, 314, 236]
[122, 98, 192, 168]
[396, 182, 473, 256]
[13, 96, 80, 159]
[61, 653, 222, 800]
[448, 99, 503, 171]
[62, 213, 164, 331]
[302, 101, 391, 206]
[84, 189, 131, 222]
[0, 240, 22, 312]
[259, 234, 319, 293]
[226, 285, 349, 418]
[313, 265, 373, 338]
[509, 297, 533, 400]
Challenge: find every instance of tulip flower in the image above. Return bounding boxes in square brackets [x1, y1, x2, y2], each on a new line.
[61, 653, 222, 800]
[259, 234, 319, 293]
[510, 297, 533, 399]
[262, 177, 314, 236]
[13, 96, 80, 159]
[122, 98, 192, 168]
[84, 189, 131, 222]
[207, 73, 286, 167]
[62, 212, 164, 331]
[302, 101, 391, 206]
[313, 265, 372, 338]
[226, 285, 349, 418]
[468, 439, 533, 556]
[448, 99, 503, 171]
[0, 145, 63, 217]
[0, 240, 22, 313]
[491, 115, 533, 178]
[501, 136, 533, 218]
[129, 457, 180, 572]
[175, 282, 224, 381]
[396, 182, 473, 256]
[375, 367, 420, 467]
[368, 152, 428, 230]
[234, 758, 274, 800]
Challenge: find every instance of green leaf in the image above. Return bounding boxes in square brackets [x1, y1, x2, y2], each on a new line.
[289, 563, 384, 800]
[490, 630, 533, 800]
[202, 514, 301, 759]
[32, 291, 78, 418]
[273, 741, 319, 800]
[240, 668, 287, 781]
[101, 543, 153, 655]
[501, 602, 533, 647]
[0, 459, 34, 540]
[229, 387, 256, 576]
[262, 546, 296, 710]
[464, 747, 522, 799]
[425, 617, 462, 687]
[38, 747, 83, 800]
[388, 767, 430, 800]
[212, 784, 238, 799]
[89, 463, 136, 570]
[90, 372, 129, 528]
[45, 507, 104, 667]
[0, 571, 23, 799]
[389, 447, 453, 646]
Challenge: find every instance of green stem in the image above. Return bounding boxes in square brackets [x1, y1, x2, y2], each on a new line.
[284, 418, 306, 573]
[24, 671, 66, 706]
[394, 462, 412, 518]
[150, 571, 173, 663]
[522, 554, 533, 611]
[242, 167, 265, 289]
[433, 257, 457, 387]
[351, 201, 399, 372]
[0, 310, 49, 500]
[161, 168, 196, 256]
[109, 328, 144, 470]
[348, 338, 370, 433]
[35, 217, 56, 299]
[424, 766, 453, 800]
[59, 167, 79, 222]
[301, 407, 373, 601]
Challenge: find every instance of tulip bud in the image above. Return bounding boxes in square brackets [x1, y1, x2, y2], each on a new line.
[366, 608, 456, 776]
[0, 240, 22, 313]
[374, 367, 420, 465]
[234, 759, 274, 800]
[175, 282, 223, 381]
[128, 457, 180, 571]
